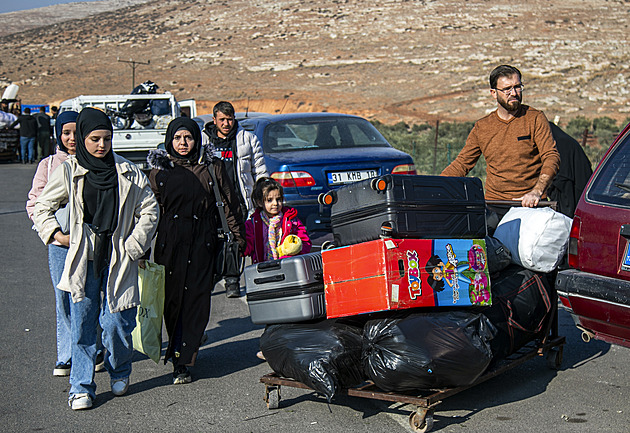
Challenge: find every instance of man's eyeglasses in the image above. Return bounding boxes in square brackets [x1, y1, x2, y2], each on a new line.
[494, 84, 524, 95]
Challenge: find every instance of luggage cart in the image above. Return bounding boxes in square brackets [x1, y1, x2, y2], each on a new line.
[261, 323, 564, 432]
[261, 200, 565, 432]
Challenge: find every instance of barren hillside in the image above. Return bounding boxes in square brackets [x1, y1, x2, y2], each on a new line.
[0, 1, 151, 37]
[0, 0, 628, 126]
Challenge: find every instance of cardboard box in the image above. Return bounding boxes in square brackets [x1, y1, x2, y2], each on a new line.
[323, 238, 491, 318]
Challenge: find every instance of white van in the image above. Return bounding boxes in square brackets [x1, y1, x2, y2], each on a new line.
[59, 92, 196, 169]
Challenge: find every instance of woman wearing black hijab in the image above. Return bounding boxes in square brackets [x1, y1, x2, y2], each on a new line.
[33, 108, 159, 410]
[147, 117, 245, 384]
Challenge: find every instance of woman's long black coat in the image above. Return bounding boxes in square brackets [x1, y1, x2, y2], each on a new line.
[148, 149, 245, 364]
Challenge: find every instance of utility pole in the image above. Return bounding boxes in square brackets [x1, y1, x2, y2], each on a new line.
[433, 119, 440, 175]
[117, 58, 150, 91]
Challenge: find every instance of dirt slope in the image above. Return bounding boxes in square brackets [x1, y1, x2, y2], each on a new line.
[0, 0, 628, 125]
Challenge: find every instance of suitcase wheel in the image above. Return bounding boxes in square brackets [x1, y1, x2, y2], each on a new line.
[321, 240, 335, 250]
[380, 221, 396, 237]
[318, 191, 336, 206]
[371, 176, 388, 191]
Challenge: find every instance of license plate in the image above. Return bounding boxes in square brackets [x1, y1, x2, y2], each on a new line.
[622, 242, 630, 271]
[327, 170, 378, 185]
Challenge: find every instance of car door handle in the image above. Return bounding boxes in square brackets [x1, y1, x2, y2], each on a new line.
[620, 225, 630, 238]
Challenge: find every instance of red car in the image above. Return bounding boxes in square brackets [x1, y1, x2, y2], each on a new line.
[556, 121, 630, 348]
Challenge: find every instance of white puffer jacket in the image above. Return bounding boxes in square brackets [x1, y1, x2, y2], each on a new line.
[203, 126, 269, 212]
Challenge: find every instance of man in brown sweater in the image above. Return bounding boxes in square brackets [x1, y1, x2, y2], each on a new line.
[441, 65, 560, 213]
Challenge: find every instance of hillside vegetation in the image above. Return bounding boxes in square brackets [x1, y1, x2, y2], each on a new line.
[374, 116, 630, 180]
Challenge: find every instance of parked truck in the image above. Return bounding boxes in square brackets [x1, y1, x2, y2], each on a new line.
[58, 91, 196, 169]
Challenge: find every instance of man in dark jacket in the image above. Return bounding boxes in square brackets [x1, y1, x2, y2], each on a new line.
[546, 122, 593, 217]
[34, 106, 52, 159]
[10, 107, 38, 164]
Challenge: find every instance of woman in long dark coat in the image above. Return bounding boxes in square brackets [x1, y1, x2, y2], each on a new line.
[147, 117, 245, 384]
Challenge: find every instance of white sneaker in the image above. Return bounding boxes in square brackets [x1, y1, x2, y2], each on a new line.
[68, 393, 92, 410]
[111, 377, 129, 396]
[53, 362, 71, 377]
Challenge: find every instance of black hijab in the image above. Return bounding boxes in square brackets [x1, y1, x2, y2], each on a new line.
[76, 107, 119, 278]
[164, 117, 201, 163]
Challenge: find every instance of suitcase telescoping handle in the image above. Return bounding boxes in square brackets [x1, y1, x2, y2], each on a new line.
[253, 274, 286, 285]
[486, 199, 558, 211]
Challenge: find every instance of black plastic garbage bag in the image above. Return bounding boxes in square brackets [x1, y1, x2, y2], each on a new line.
[121, 81, 159, 117]
[260, 319, 365, 401]
[362, 311, 496, 392]
[130, 80, 158, 94]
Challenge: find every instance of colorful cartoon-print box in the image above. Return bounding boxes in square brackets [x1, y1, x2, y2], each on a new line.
[322, 238, 491, 318]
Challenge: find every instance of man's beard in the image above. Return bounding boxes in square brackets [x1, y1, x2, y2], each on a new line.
[498, 93, 521, 112]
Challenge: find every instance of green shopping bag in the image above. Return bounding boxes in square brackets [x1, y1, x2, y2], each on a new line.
[131, 261, 165, 363]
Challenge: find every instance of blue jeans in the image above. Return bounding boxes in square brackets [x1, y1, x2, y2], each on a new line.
[48, 244, 72, 365]
[69, 261, 137, 399]
[20, 136, 36, 163]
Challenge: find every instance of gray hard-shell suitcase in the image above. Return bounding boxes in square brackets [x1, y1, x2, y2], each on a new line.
[245, 252, 325, 325]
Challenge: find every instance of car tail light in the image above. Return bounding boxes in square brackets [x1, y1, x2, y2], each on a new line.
[567, 216, 581, 269]
[392, 164, 417, 175]
[558, 294, 573, 311]
[271, 171, 316, 188]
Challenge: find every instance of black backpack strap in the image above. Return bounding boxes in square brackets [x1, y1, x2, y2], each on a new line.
[207, 161, 232, 242]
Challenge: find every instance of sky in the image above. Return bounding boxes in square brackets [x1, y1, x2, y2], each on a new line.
[0, 0, 100, 14]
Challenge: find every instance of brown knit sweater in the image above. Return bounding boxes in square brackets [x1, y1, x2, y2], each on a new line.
[441, 105, 560, 201]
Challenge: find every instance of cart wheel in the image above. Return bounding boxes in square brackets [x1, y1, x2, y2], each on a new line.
[408, 409, 434, 433]
[546, 346, 563, 370]
[265, 385, 280, 410]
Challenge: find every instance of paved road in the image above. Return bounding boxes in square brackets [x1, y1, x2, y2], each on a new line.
[1, 161, 629, 433]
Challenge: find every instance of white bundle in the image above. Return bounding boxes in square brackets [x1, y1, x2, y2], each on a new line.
[493, 206, 573, 273]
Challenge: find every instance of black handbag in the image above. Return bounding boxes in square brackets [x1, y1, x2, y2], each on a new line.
[208, 163, 243, 279]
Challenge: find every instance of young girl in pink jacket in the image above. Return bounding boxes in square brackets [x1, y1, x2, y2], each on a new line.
[244, 177, 311, 360]
[244, 177, 311, 264]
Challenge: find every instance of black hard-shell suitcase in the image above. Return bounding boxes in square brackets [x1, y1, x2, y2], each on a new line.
[244, 252, 325, 325]
[326, 174, 486, 246]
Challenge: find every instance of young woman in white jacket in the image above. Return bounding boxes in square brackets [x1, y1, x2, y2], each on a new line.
[33, 108, 159, 410]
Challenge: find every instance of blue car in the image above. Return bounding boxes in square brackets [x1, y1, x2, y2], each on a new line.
[236, 112, 416, 233]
